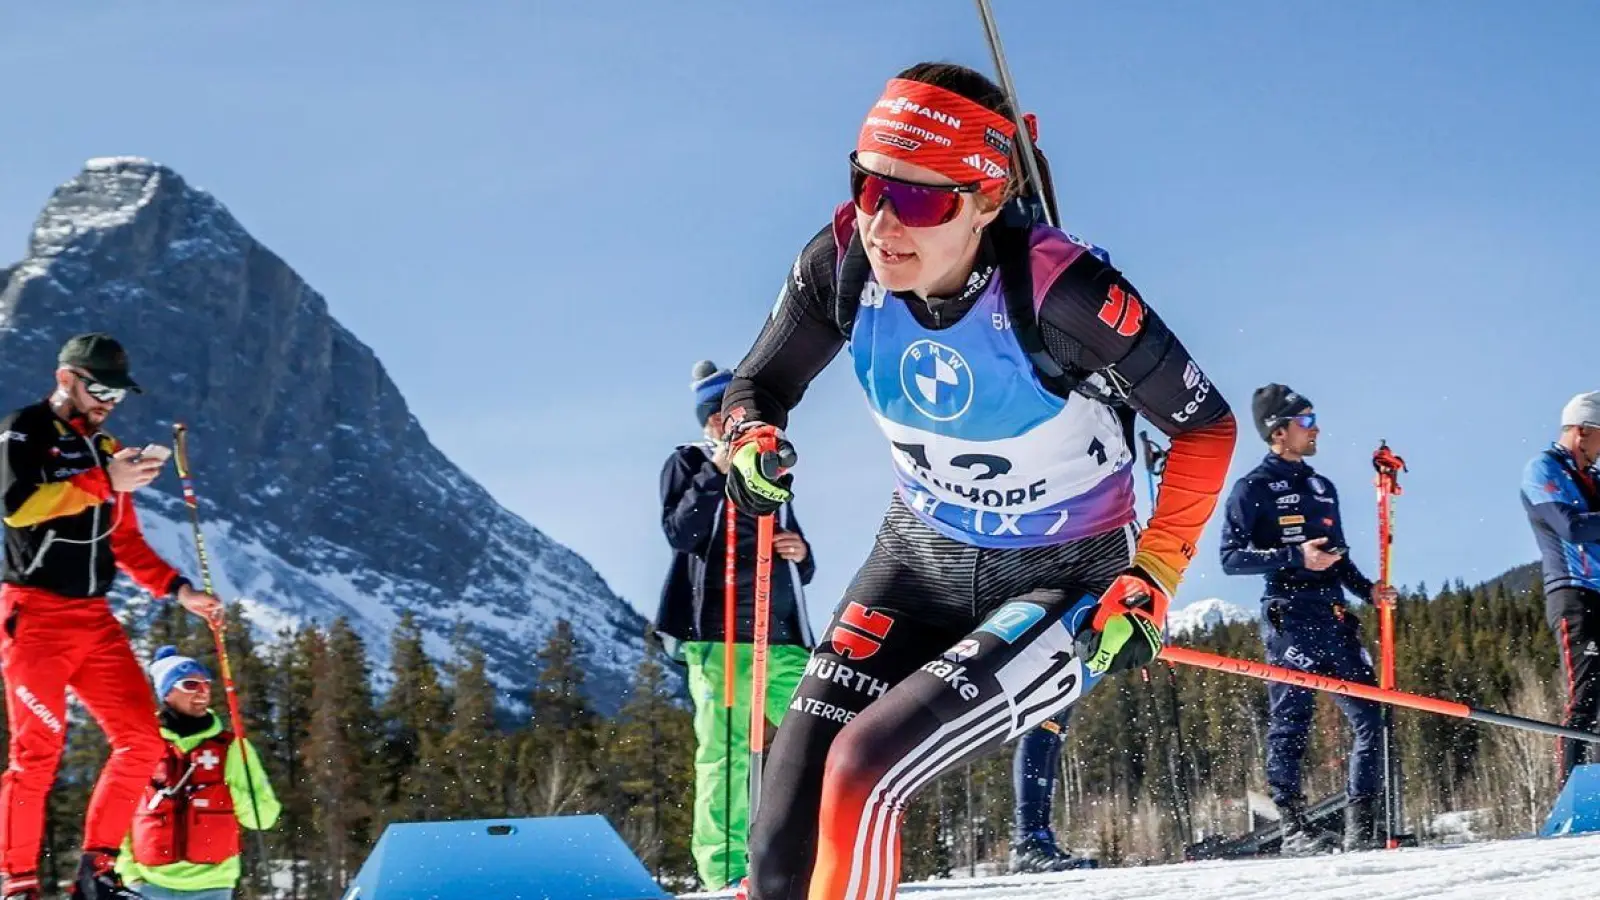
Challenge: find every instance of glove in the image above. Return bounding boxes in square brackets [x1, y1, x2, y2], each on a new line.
[1074, 567, 1171, 677]
[724, 422, 797, 516]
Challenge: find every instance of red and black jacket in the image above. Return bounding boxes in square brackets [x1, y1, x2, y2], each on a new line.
[1, 400, 185, 599]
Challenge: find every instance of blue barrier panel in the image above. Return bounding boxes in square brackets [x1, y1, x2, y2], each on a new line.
[342, 815, 669, 899]
[1541, 763, 1600, 837]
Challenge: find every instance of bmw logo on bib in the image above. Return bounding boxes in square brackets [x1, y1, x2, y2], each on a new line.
[900, 340, 973, 422]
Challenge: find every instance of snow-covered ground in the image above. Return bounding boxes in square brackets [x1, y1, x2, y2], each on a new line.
[683, 833, 1600, 900]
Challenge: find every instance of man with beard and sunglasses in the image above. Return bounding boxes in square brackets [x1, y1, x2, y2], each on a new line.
[717, 61, 1237, 900]
[0, 334, 223, 900]
[1219, 384, 1396, 855]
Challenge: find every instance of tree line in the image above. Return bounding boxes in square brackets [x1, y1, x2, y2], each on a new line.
[14, 562, 1568, 895]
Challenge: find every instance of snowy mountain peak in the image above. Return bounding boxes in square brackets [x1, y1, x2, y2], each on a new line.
[0, 158, 662, 712]
[27, 157, 176, 261]
[1167, 597, 1256, 637]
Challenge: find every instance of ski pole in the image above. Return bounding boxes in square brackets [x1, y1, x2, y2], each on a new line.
[748, 433, 779, 825]
[1372, 441, 1406, 691]
[1372, 439, 1407, 847]
[1135, 430, 1188, 831]
[974, 0, 1054, 228]
[172, 424, 270, 865]
[1160, 646, 1600, 745]
[722, 500, 737, 888]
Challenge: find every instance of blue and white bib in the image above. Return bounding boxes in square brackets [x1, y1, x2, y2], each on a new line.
[846, 232, 1136, 548]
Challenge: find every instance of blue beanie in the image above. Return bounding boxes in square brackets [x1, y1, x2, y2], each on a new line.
[149, 645, 212, 700]
[691, 360, 733, 426]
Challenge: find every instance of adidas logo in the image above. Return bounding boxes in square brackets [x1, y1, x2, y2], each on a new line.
[962, 153, 1007, 180]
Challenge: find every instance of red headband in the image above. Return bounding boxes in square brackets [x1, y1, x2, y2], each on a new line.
[856, 78, 1019, 198]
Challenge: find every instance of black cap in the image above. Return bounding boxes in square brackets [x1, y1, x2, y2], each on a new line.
[58, 333, 143, 393]
[1251, 383, 1311, 442]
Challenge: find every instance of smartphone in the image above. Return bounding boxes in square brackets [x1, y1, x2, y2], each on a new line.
[137, 444, 172, 462]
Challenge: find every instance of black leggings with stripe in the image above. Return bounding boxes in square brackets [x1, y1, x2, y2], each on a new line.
[748, 496, 1130, 900]
[1550, 587, 1600, 783]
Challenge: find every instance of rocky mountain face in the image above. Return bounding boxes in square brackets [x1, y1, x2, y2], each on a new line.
[0, 157, 661, 713]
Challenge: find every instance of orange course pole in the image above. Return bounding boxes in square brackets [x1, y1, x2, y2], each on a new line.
[1160, 646, 1600, 744]
[748, 430, 779, 821]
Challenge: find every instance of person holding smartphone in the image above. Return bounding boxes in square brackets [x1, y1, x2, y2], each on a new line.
[1218, 384, 1396, 855]
[0, 334, 223, 900]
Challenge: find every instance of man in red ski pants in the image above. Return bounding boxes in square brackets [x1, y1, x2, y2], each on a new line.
[0, 334, 221, 900]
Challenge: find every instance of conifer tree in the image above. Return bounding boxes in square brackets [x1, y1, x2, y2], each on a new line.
[378, 611, 448, 824]
[516, 619, 598, 816]
[606, 632, 695, 880]
[433, 637, 501, 819]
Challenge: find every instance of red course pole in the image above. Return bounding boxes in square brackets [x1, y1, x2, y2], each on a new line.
[1373, 441, 1406, 690]
[722, 500, 737, 887]
[1160, 646, 1600, 745]
[1372, 440, 1407, 847]
[748, 432, 779, 823]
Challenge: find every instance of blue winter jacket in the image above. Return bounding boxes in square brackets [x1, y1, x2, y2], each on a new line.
[1219, 453, 1374, 627]
[1521, 444, 1600, 594]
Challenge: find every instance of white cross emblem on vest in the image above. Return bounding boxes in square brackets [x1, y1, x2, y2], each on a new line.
[197, 749, 221, 770]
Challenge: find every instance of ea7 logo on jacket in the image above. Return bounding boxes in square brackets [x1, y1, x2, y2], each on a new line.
[1098, 284, 1145, 338]
[829, 602, 894, 660]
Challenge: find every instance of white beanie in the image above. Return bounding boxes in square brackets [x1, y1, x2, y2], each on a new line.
[1562, 392, 1600, 429]
[149, 645, 211, 700]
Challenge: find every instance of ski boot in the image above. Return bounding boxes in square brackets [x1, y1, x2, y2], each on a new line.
[1343, 795, 1384, 852]
[1009, 828, 1096, 873]
[67, 850, 140, 900]
[1277, 803, 1338, 857]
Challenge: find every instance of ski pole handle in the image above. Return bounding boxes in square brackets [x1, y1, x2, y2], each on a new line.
[173, 424, 218, 599]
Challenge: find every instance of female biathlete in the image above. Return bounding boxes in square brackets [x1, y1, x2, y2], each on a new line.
[719, 62, 1239, 900]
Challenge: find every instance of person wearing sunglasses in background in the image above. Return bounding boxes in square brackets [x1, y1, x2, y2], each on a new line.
[117, 646, 280, 900]
[0, 334, 223, 900]
[1219, 384, 1397, 856]
[717, 61, 1237, 900]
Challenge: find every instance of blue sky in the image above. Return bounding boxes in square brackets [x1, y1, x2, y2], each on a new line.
[2, 2, 1596, 631]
